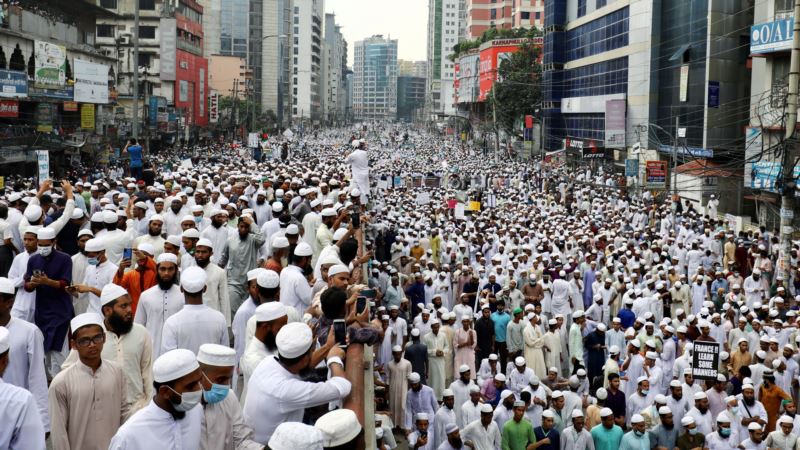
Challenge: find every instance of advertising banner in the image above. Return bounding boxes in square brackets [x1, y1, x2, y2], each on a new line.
[0, 70, 28, 98]
[80, 104, 95, 130]
[0, 100, 18, 118]
[36, 150, 49, 183]
[160, 18, 177, 81]
[35, 103, 53, 132]
[646, 161, 668, 188]
[751, 18, 794, 54]
[63, 101, 78, 112]
[73, 59, 109, 104]
[209, 91, 219, 123]
[604, 99, 626, 148]
[625, 159, 639, 177]
[34, 41, 66, 89]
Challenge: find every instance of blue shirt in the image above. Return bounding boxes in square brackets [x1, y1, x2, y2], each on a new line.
[128, 145, 143, 168]
[590, 424, 624, 450]
[619, 430, 650, 450]
[491, 311, 511, 342]
[617, 308, 635, 329]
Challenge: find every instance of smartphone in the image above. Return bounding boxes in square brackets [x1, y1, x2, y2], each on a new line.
[33, 269, 43, 277]
[351, 212, 360, 229]
[360, 289, 377, 300]
[333, 319, 347, 346]
[123, 247, 132, 260]
[356, 296, 367, 313]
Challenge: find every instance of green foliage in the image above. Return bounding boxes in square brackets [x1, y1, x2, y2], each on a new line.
[449, 27, 542, 60]
[486, 43, 542, 137]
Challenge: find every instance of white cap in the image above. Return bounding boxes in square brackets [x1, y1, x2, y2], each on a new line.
[595, 388, 608, 400]
[409, 372, 421, 383]
[276, 322, 313, 358]
[197, 343, 236, 367]
[315, 409, 362, 446]
[333, 228, 349, 241]
[748, 422, 763, 431]
[78, 229, 94, 238]
[100, 284, 128, 306]
[542, 410, 555, 419]
[328, 265, 350, 277]
[182, 228, 200, 239]
[102, 210, 118, 224]
[157, 253, 178, 265]
[24, 204, 42, 222]
[70, 313, 105, 334]
[600, 407, 613, 417]
[515, 356, 526, 366]
[137, 243, 155, 256]
[694, 392, 708, 400]
[459, 364, 470, 373]
[631, 414, 645, 424]
[257, 270, 280, 288]
[254, 302, 287, 322]
[196, 238, 214, 251]
[247, 268, 265, 282]
[0, 277, 14, 295]
[271, 236, 290, 249]
[681, 416, 695, 426]
[0, 326, 9, 353]
[571, 410, 584, 418]
[153, 348, 199, 383]
[294, 242, 313, 257]
[85, 238, 104, 252]
[494, 373, 506, 382]
[269, 423, 323, 450]
[443, 389, 454, 397]
[180, 266, 208, 294]
[37, 227, 55, 240]
[321, 208, 337, 217]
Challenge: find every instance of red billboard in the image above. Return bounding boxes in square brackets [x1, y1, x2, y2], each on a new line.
[477, 38, 543, 102]
[0, 100, 18, 117]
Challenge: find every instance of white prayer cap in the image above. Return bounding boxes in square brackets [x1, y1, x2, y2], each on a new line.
[636, 375, 648, 384]
[495, 374, 506, 382]
[70, 313, 105, 334]
[443, 389, 454, 397]
[23, 204, 42, 222]
[779, 415, 794, 425]
[0, 326, 9, 353]
[548, 366, 558, 373]
[71, 208, 85, 220]
[328, 265, 350, 277]
[321, 208, 337, 217]
[272, 202, 284, 212]
[286, 224, 300, 235]
[85, 238, 104, 252]
[100, 284, 128, 306]
[515, 356, 526, 366]
[609, 345, 620, 354]
[571, 410, 584, 418]
[411, 328, 420, 337]
[37, 227, 55, 240]
[459, 364, 470, 373]
[180, 266, 208, 294]
[0, 277, 14, 295]
[748, 422, 763, 431]
[272, 236, 290, 249]
[257, 270, 280, 288]
[392, 345, 402, 353]
[500, 390, 513, 400]
[408, 372, 421, 383]
[631, 414, 645, 424]
[742, 383, 755, 391]
[659, 406, 672, 415]
[193, 238, 213, 252]
[445, 423, 459, 434]
[646, 351, 658, 359]
[276, 322, 313, 358]
[489, 354, 498, 361]
[137, 243, 155, 256]
[681, 416, 695, 426]
[197, 344, 236, 367]
[316, 409, 362, 447]
[157, 253, 178, 265]
[247, 268, 265, 282]
[333, 228, 349, 241]
[595, 388, 608, 400]
[78, 229, 94, 238]
[294, 242, 313, 257]
[600, 408, 613, 417]
[166, 235, 182, 247]
[153, 348, 199, 383]
[694, 392, 708, 400]
[254, 302, 286, 322]
[149, 214, 164, 223]
[551, 390, 564, 399]
[542, 410, 555, 419]
[597, 323, 607, 331]
[102, 210, 118, 224]
[481, 403, 494, 413]
[717, 412, 731, 423]
[182, 228, 200, 239]
[470, 385, 481, 393]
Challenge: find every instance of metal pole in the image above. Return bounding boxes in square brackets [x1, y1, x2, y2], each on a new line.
[778, 0, 800, 279]
[673, 115, 680, 236]
[131, 0, 141, 139]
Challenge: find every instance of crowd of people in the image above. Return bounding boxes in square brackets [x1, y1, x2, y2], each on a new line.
[0, 126, 798, 450]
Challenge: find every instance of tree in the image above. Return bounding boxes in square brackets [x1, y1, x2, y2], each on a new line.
[486, 43, 542, 138]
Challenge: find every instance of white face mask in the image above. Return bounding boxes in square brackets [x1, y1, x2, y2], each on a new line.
[38, 245, 52, 257]
[169, 387, 202, 412]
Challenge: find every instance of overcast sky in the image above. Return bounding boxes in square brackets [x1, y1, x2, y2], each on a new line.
[324, 0, 428, 67]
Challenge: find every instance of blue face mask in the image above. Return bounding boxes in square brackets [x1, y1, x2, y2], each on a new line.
[88, 257, 100, 266]
[719, 428, 731, 438]
[688, 429, 698, 436]
[202, 372, 229, 404]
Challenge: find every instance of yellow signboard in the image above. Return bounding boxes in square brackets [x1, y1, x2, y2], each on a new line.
[468, 201, 481, 211]
[0, 176, 5, 190]
[80, 104, 95, 130]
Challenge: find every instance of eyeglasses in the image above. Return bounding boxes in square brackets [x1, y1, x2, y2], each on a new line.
[76, 333, 105, 348]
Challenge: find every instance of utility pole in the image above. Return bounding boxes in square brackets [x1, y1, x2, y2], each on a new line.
[131, 0, 141, 139]
[232, 79, 238, 140]
[673, 115, 680, 236]
[779, 0, 800, 279]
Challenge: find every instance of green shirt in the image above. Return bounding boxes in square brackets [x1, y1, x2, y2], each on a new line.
[502, 418, 536, 450]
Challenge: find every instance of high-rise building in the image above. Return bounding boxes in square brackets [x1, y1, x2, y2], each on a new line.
[292, 0, 325, 124]
[322, 14, 347, 125]
[397, 76, 427, 122]
[220, 0, 250, 59]
[464, 0, 544, 39]
[426, 0, 465, 119]
[398, 60, 429, 77]
[198, 0, 221, 56]
[353, 35, 398, 121]
[261, 0, 293, 126]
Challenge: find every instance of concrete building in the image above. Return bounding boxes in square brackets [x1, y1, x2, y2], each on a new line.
[353, 35, 398, 121]
[208, 55, 252, 99]
[465, 0, 544, 39]
[197, 0, 221, 56]
[292, 0, 325, 124]
[398, 76, 427, 122]
[261, 0, 293, 126]
[322, 13, 347, 126]
[398, 60, 429, 77]
[541, 0, 751, 190]
[426, 0, 466, 119]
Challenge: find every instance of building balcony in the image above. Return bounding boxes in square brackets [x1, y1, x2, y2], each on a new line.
[177, 38, 203, 56]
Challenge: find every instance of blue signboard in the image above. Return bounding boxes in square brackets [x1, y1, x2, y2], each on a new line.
[625, 159, 639, 177]
[751, 18, 794, 54]
[29, 86, 73, 100]
[658, 144, 714, 158]
[0, 70, 27, 98]
[750, 161, 800, 192]
[708, 81, 720, 108]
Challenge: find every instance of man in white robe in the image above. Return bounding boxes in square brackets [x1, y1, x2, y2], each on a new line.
[423, 319, 452, 401]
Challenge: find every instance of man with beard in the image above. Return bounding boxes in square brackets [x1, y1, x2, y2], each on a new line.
[113, 243, 157, 316]
[232, 268, 265, 372]
[314, 208, 343, 264]
[686, 392, 714, 435]
[134, 253, 184, 358]
[69, 237, 118, 317]
[8, 226, 43, 322]
[434, 389, 458, 448]
[462, 403, 502, 450]
[201, 210, 230, 267]
[133, 215, 165, 260]
[405, 372, 439, 433]
[161, 266, 229, 355]
[108, 349, 204, 449]
[222, 215, 265, 317]
[438, 423, 467, 450]
[70, 229, 93, 315]
[265, 235, 289, 274]
[279, 242, 314, 315]
[164, 197, 188, 237]
[239, 301, 287, 402]
[195, 238, 231, 326]
[243, 322, 351, 444]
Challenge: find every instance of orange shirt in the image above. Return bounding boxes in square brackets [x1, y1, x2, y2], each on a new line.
[759, 384, 791, 433]
[113, 258, 158, 316]
[264, 259, 283, 274]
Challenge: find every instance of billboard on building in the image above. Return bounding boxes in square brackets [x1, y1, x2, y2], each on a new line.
[478, 38, 541, 102]
[0, 70, 28, 98]
[209, 91, 219, 123]
[160, 18, 177, 81]
[646, 161, 668, 188]
[604, 99, 626, 148]
[0, 100, 19, 118]
[456, 51, 480, 104]
[34, 41, 67, 89]
[73, 60, 109, 104]
[751, 18, 794, 54]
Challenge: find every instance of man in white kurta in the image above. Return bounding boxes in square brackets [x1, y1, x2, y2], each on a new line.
[461, 404, 503, 450]
[133, 254, 184, 358]
[8, 241, 36, 322]
[279, 242, 315, 315]
[197, 246, 232, 326]
[387, 346, 412, 426]
[239, 302, 286, 402]
[0, 325, 46, 450]
[434, 390, 458, 449]
[423, 320, 452, 401]
[345, 141, 370, 203]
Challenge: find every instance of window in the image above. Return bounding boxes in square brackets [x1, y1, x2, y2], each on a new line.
[97, 24, 114, 37]
[521, 11, 530, 20]
[100, 0, 117, 8]
[597, 0, 608, 7]
[139, 0, 155, 10]
[138, 53, 152, 68]
[577, 0, 586, 17]
[139, 26, 156, 39]
[490, 8, 497, 19]
[535, 11, 541, 20]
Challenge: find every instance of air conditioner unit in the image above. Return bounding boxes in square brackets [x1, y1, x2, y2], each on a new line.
[119, 36, 130, 45]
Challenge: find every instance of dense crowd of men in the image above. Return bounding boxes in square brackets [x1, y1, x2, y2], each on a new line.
[0, 126, 798, 450]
